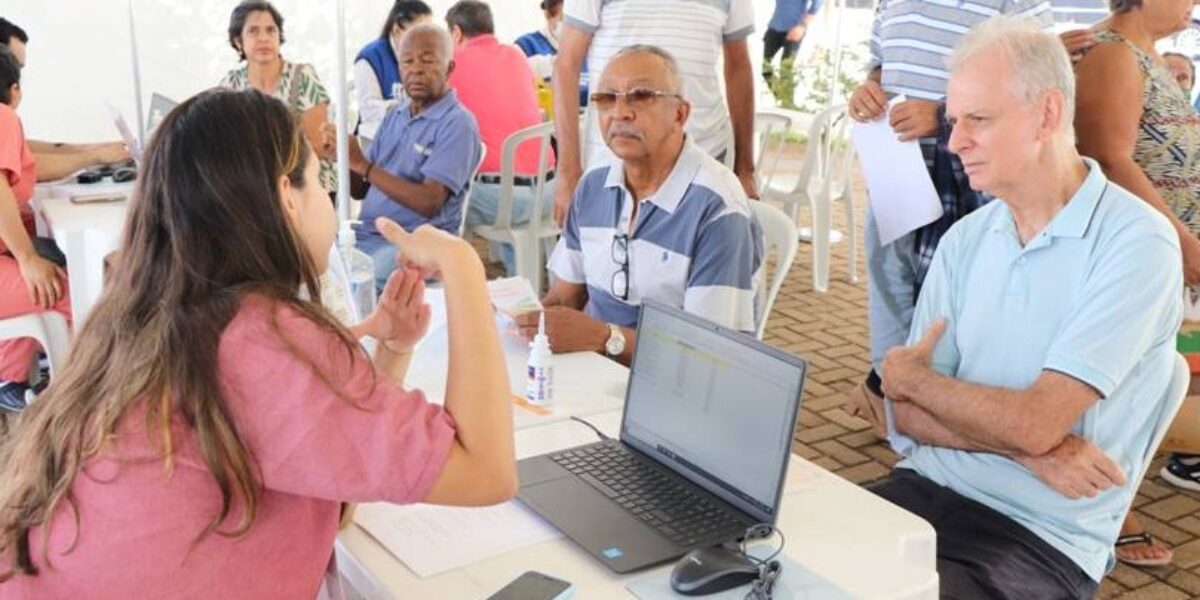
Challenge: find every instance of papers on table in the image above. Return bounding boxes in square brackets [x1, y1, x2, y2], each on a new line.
[354, 501, 563, 578]
[849, 95, 943, 247]
[487, 276, 542, 319]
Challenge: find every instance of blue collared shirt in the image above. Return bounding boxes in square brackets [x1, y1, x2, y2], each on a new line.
[885, 158, 1183, 581]
[548, 140, 763, 332]
[768, 0, 822, 32]
[356, 90, 481, 252]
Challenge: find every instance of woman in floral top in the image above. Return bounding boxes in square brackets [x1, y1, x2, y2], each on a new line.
[220, 1, 336, 196]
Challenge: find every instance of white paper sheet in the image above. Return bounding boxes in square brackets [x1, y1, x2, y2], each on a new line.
[849, 96, 944, 246]
[354, 501, 563, 578]
[487, 276, 543, 319]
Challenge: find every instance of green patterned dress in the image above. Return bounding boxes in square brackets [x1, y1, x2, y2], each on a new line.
[220, 60, 337, 194]
[1082, 31, 1200, 233]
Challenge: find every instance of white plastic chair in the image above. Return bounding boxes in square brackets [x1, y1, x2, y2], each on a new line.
[457, 141, 488, 236]
[1122, 354, 1190, 514]
[753, 110, 793, 193]
[762, 104, 858, 293]
[751, 202, 799, 340]
[470, 121, 559, 292]
[0, 312, 71, 402]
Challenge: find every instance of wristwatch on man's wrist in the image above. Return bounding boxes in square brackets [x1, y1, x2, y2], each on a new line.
[604, 323, 626, 356]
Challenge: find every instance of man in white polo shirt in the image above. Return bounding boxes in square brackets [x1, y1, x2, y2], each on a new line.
[517, 45, 761, 364]
[868, 18, 1181, 597]
[548, 0, 758, 227]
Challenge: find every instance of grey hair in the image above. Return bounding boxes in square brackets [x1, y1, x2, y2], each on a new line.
[400, 23, 454, 66]
[948, 16, 1076, 141]
[611, 44, 683, 96]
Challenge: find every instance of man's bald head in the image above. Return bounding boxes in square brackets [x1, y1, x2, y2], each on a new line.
[397, 23, 455, 106]
[604, 45, 683, 97]
[400, 23, 453, 67]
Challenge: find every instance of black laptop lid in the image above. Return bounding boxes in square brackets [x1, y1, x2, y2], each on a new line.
[619, 300, 807, 524]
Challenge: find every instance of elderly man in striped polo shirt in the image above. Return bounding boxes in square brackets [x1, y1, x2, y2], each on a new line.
[516, 45, 762, 363]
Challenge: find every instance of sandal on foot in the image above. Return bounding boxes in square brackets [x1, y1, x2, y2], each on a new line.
[1115, 532, 1173, 567]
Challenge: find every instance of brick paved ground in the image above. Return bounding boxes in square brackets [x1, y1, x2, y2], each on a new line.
[741, 145, 1200, 598]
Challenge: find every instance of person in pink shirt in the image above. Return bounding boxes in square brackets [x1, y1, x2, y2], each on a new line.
[0, 88, 516, 598]
[447, 1, 557, 276]
[0, 45, 71, 412]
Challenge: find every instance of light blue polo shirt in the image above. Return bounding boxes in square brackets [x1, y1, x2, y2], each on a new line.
[547, 140, 763, 332]
[885, 158, 1183, 581]
[356, 89, 481, 253]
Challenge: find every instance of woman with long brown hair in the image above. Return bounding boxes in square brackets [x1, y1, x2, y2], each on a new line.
[0, 88, 515, 597]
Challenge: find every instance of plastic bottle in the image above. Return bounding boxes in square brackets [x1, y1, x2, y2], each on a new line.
[339, 220, 376, 324]
[526, 312, 554, 406]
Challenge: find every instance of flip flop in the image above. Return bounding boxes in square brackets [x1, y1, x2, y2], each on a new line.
[1115, 532, 1173, 567]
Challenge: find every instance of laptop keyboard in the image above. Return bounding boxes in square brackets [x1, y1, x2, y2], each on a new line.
[550, 443, 751, 547]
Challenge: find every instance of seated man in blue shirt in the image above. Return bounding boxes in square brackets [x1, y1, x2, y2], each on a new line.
[348, 23, 481, 289]
[516, 45, 762, 364]
[864, 17, 1182, 599]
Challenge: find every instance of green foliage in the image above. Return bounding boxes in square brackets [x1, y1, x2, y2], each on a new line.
[765, 43, 869, 112]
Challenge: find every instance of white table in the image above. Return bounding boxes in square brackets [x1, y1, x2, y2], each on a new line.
[34, 180, 132, 331]
[335, 409, 938, 599]
[337, 314, 939, 599]
[406, 289, 630, 430]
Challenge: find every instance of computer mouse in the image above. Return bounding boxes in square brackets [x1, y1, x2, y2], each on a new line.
[669, 545, 760, 596]
[111, 167, 136, 183]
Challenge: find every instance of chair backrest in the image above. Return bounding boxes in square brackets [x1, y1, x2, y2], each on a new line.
[458, 141, 488, 236]
[754, 111, 793, 192]
[491, 121, 556, 233]
[1122, 353, 1190, 515]
[801, 104, 854, 199]
[751, 202, 800, 340]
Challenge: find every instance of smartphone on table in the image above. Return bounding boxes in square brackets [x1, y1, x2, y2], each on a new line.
[486, 570, 574, 600]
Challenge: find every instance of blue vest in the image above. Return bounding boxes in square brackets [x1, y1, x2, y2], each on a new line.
[356, 38, 400, 100]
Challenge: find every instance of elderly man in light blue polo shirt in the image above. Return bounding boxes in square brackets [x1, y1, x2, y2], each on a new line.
[864, 18, 1182, 599]
[515, 45, 761, 364]
[347, 24, 482, 290]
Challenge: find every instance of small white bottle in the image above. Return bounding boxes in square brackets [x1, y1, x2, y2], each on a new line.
[338, 220, 376, 324]
[526, 312, 554, 406]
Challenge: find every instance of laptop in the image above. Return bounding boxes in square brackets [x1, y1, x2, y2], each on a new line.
[109, 93, 179, 165]
[517, 300, 807, 573]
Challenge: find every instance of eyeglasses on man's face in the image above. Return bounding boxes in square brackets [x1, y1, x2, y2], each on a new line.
[589, 88, 681, 111]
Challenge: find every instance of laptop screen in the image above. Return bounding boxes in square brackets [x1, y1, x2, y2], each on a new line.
[620, 301, 806, 524]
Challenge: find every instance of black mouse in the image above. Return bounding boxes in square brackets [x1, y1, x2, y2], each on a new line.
[111, 166, 136, 183]
[669, 545, 760, 596]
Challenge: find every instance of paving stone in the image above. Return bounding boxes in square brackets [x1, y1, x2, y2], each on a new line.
[1116, 582, 1191, 600]
[1172, 538, 1200, 569]
[1143, 495, 1200, 522]
[812, 439, 870, 466]
[1110, 563, 1166, 589]
[796, 423, 847, 444]
[835, 461, 890, 485]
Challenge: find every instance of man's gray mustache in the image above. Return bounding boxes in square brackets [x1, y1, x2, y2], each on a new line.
[607, 125, 644, 140]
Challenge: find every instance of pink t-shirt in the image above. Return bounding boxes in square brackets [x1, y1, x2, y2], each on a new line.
[0, 103, 36, 253]
[449, 35, 556, 175]
[2, 297, 456, 598]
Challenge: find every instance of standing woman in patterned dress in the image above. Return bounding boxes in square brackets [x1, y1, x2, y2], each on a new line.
[1073, 0, 1200, 569]
[220, 1, 337, 200]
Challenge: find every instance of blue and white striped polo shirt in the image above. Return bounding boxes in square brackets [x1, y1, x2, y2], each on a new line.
[549, 140, 763, 332]
[868, 0, 1053, 102]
